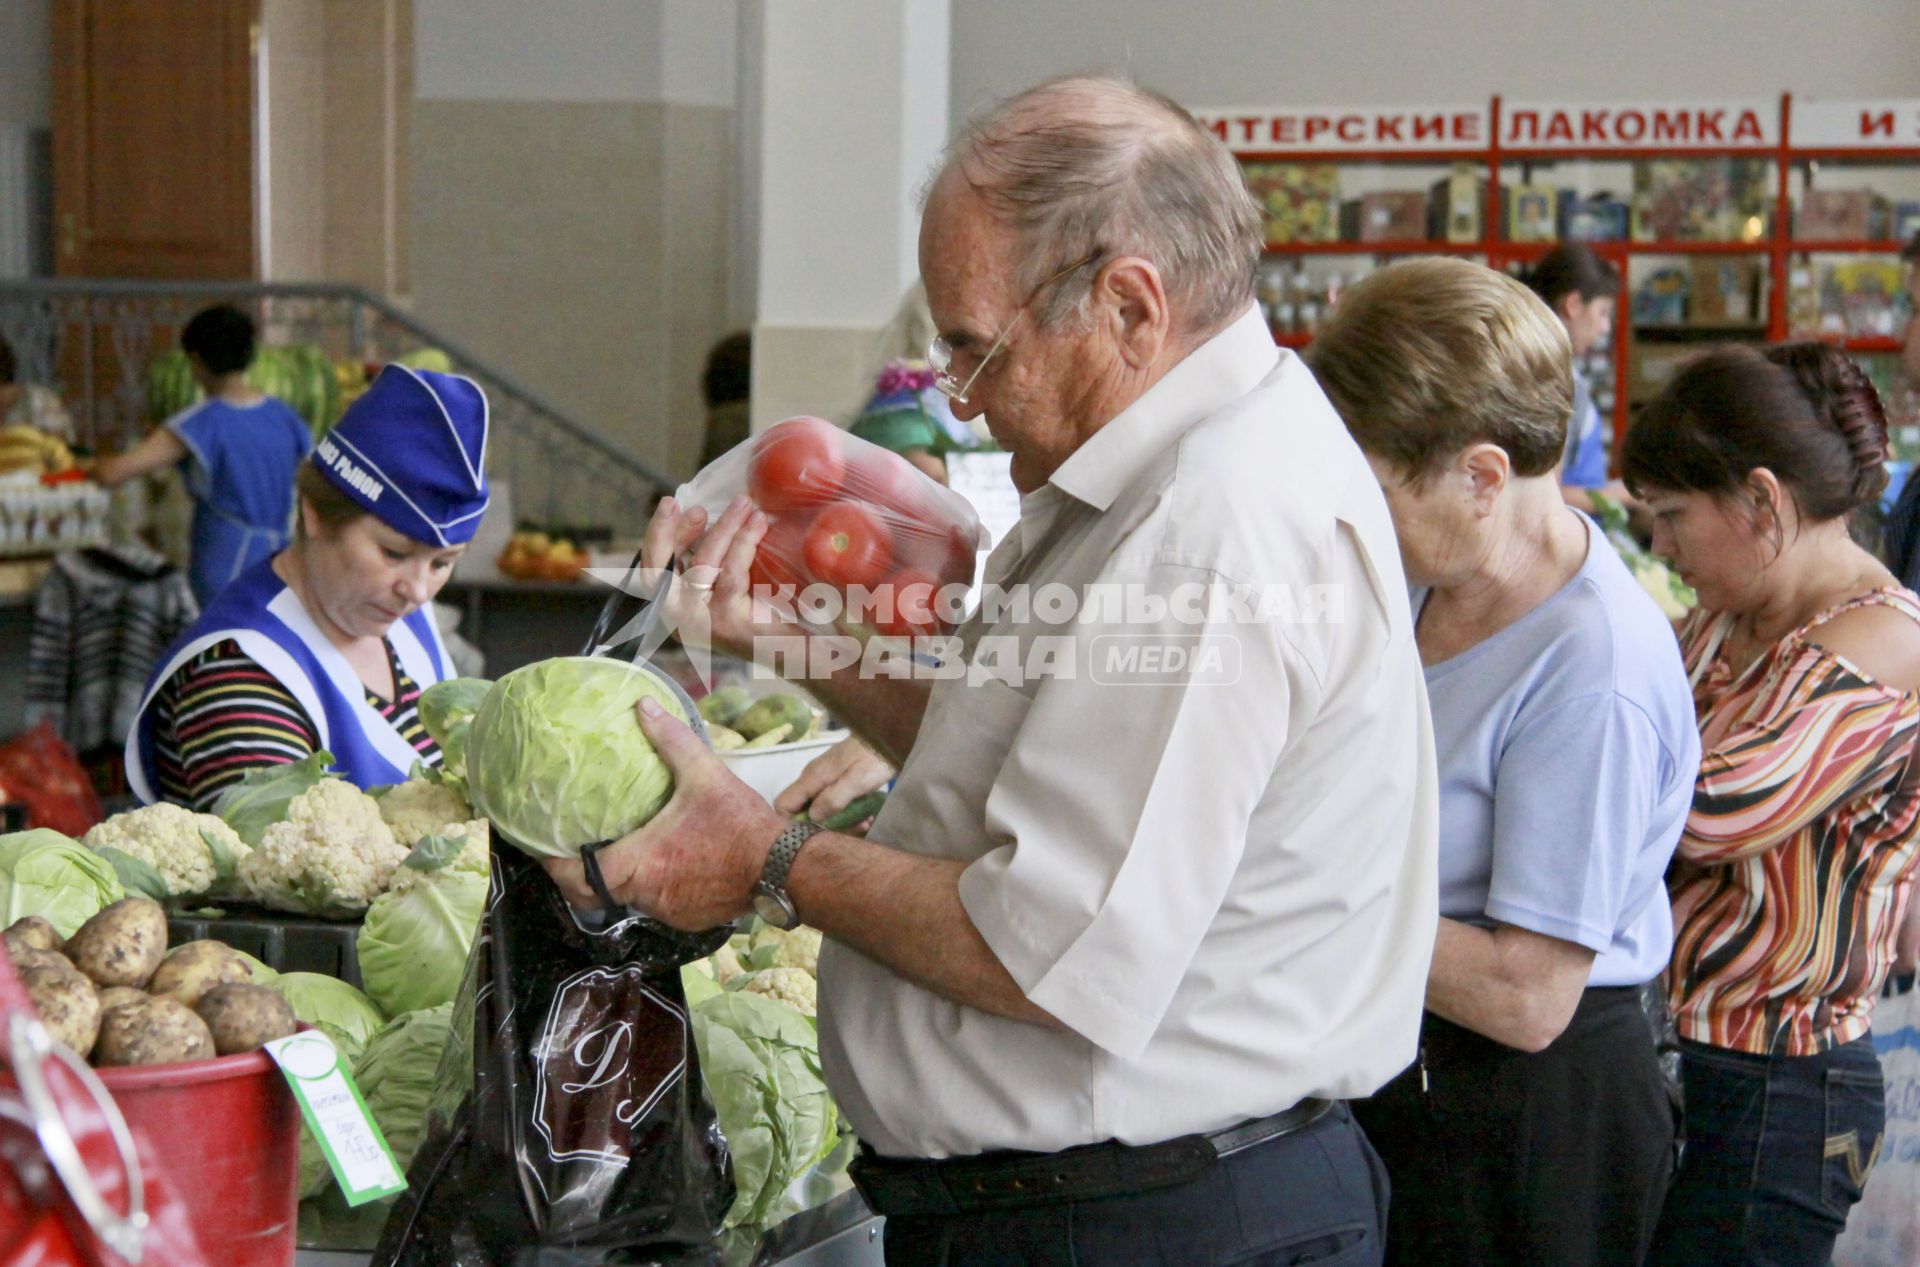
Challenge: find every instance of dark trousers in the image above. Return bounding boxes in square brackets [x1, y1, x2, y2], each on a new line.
[1646, 1035, 1886, 1267]
[1352, 986, 1676, 1267]
[879, 1103, 1388, 1267]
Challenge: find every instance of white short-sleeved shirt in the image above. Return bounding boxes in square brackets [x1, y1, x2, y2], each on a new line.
[817, 306, 1440, 1159]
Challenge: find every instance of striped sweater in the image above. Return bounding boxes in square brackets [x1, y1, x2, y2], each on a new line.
[152, 638, 441, 810]
[1667, 587, 1920, 1056]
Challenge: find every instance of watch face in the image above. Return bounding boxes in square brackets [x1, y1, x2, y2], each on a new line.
[752, 889, 796, 930]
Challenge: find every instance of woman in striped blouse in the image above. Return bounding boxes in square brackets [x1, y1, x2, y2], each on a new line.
[1628, 345, 1920, 1267]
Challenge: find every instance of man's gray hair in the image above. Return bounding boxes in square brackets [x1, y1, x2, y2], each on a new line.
[937, 75, 1264, 339]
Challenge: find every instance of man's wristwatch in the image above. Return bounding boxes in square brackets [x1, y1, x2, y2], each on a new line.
[752, 819, 825, 930]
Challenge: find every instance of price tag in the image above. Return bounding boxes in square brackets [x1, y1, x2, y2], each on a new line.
[264, 1031, 407, 1206]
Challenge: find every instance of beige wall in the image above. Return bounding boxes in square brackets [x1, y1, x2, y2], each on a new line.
[261, 0, 411, 292]
[411, 98, 735, 480]
[262, 0, 326, 281]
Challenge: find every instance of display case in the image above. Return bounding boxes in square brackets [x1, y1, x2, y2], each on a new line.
[1200, 95, 1920, 471]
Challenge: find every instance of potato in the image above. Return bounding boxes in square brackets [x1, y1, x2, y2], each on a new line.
[7, 946, 80, 977]
[22, 964, 101, 1058]
[4, 915, 63, 957]
[95, 986, 148, 1015]
[65, 898, 168, 989]
[195, 983, 297, 1056]
[93, 996, 215, 1067]
[148, 940, 250, 1008]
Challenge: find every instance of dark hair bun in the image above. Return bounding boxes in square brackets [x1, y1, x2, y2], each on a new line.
[1764, 343, 1889, 509]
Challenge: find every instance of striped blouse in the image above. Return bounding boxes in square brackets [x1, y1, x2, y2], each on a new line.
[1667, 587, 1920, 1056]
[152, 638, 442, 811]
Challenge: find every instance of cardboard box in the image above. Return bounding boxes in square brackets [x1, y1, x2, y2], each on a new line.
[1633, 159, 1770, 242]
[1242, 162, 1340, 243]
[1891, 200, 1920, 244]
[1796, 189, 1890, 242]
[1505, 184, 1562, 243]
[1561, 195, 1631, 243]
[1688, 257, 1764, 325]
[1428, 168, 1484, 243]
[1341, 191, 1429, 243]
[1628, 344, 1697, 404]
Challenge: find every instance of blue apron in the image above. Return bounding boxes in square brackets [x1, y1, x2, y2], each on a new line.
[168, 397, 312, 606]
[125, 555, 451, 802]
[190, 501, 291, 609]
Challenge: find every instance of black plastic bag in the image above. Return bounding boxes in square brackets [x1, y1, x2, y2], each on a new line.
[373, 847, 734, 1266]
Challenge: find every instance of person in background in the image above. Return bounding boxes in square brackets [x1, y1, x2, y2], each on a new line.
[698, 331, 752, 471]
[1526, 243, 1632, 514]
[1882, 234, 1920, 588]
[1308, 257, 1697, 1267]
[0, 330, 76, 441]
[547, 75, 1438, 1267]
[849, 361, 958, 485]
[125, 366, 488, 805]
[1623, 346, 1920, 1267]
[1901, 231, 1920, 384]
[93, 305, 312, 605]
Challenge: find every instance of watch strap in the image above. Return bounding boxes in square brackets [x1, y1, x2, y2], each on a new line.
[761, 818, 825, 895]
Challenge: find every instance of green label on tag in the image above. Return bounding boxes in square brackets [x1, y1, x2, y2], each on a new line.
[265, 1031, 407, 1206]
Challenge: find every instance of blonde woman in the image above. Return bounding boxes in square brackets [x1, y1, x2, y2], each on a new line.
[1309, 258, 1699, 1267]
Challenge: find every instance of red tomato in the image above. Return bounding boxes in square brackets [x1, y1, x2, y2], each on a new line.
[855, 445, 932, 521]
[803, 501, 893, 589]
[748, 515, 811, 595]
[877, 567, 943, 637]
[748, 417, 846, 513]
[937, 525, 979, 589]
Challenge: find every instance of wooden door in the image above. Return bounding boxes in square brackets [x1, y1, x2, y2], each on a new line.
[51, 0, 259, 279]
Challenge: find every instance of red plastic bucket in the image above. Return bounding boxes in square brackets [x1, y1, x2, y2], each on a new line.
[92, 1047, 300, 1267]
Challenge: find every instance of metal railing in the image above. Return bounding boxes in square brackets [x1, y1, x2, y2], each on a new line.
[0, 279, 673, 534]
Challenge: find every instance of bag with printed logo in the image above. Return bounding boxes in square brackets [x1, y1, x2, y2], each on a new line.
[372, 847, 733, 1266]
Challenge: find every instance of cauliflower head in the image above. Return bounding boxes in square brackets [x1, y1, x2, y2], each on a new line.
[385, 819, 491, 894]
[82, 803, 250, 897]
[734, 966, 817, 1017]
[748, 924, 822, 976]
[378, 776, 474, 847]
[238, 778, 408, 914]
[708, 942, 747, 985]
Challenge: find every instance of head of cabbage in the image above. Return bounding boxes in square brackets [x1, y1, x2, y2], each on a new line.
[356, 863, 487, 1018]
[0, 829, 125, 937]
[465, 657, 694, 858]
[272, 972, 386, 1063]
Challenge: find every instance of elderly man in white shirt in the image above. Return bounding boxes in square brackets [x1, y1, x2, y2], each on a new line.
[546, 74, 1437, 1267]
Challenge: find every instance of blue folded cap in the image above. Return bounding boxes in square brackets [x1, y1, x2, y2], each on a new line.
[312, 365, 491, 546]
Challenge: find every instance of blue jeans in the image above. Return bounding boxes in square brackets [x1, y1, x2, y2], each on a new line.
[1647, 1035, 1886, 1267]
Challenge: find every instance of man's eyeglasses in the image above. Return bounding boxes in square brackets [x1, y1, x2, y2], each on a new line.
[927, 250, 1103, 404]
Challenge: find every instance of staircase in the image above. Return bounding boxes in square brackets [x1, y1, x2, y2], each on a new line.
[0, 279, 673, 535]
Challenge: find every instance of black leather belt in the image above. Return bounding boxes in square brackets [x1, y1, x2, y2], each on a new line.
[849, 1098, 1334, 1217]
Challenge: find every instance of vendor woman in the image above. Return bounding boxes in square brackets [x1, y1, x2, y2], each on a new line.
[126, 365, 489, 805]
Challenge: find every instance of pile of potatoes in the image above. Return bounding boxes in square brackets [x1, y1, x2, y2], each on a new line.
[4, 898, 297, 1066]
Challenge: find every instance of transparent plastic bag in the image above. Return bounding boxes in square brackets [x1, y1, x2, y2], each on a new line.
[676, 417, 985, 639]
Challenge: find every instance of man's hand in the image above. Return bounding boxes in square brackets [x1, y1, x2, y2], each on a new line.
[775, 736, 893, 828]
[542, 696, 787, 929]
[642, 494, 811, 661]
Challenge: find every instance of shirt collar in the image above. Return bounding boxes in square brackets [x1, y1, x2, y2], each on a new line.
[1046, 304, 1279, 513]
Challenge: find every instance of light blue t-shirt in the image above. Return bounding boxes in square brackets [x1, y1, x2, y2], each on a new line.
[1421, 515, 1700, 987]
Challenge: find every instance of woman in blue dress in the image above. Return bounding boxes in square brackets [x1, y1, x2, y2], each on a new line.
[96, 305, 313, 605]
